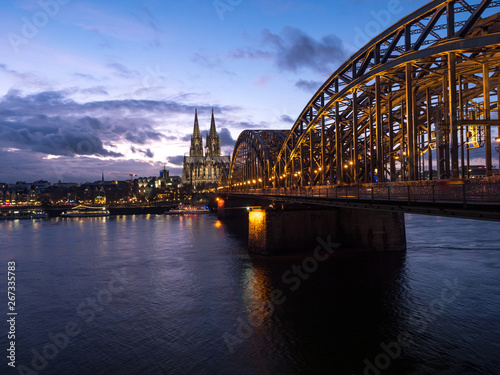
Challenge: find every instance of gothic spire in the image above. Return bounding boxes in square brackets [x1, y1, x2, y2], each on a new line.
[205, 108, 221, 157]
[190, 109, 203, 157]
[193, 108, 201, 139]
[209, 108, 217, 137]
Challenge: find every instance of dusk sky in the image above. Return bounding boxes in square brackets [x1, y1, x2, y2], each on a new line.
[0, 0, 426, 183]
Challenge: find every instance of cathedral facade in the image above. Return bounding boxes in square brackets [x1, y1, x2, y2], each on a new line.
[182, 109, 230, 188]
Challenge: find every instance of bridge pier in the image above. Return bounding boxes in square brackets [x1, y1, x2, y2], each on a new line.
[248, 208, 405, 256]
[218, 197, 406, 255]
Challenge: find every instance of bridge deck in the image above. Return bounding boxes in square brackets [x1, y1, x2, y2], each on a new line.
[221, 181, 500, 221]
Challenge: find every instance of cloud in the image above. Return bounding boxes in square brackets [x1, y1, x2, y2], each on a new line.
[166, 155, 185, 166]
[73, 72, 101, 81]
[78, 86, 109, 96]
[0, 89, 228, 118]
[227, 49, 272, 60]
[0, 116, 122, 158]
[107, 62, 139, 79]
[131, 146, 154, 158]
[191, 53, 237, 76]
[280, 115, 295, 124]
[0, 147, 172, 183]
[229, 27, 347, 74]
[0, 90, 203, 159]
[295, 79, 322, 92]
[192, 53, 223, 70]
[218, 128, 235, 147]
[0, 90, 239, 182]
[125, 129, 167, 145]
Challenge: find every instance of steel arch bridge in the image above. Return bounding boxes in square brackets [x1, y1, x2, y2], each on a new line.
[227, 130, 289, 188]
[228, 0, 500, 189]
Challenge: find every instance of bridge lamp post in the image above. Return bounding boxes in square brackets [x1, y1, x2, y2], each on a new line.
[344, 163, 353, 183]
[393, 156, 401, 181]
[496, 137, 500, 176]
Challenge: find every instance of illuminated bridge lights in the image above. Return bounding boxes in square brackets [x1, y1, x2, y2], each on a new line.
[227, 0, 500, 189]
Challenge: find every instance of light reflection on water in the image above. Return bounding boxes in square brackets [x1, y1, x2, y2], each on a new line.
[0, 213, 498, 374]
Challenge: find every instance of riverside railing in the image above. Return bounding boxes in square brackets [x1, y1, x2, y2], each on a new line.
[224, 181, 500, 205]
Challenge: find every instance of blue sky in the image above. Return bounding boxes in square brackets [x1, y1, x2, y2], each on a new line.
[0, 0, 426, 183]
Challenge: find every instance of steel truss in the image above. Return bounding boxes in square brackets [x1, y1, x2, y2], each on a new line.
[228, 130, 289, 188]
[261, 0, 500, 187]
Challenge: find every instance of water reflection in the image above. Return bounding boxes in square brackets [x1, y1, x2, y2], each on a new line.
[0, 214, 498, 374]
[237, 250, 410, 374]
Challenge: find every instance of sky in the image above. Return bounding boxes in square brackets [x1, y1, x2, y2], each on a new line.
[0, 0, 429, 183]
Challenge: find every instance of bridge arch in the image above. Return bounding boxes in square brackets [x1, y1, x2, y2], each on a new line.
[228, 130, 289, 188]
[271, 0, 500, 187]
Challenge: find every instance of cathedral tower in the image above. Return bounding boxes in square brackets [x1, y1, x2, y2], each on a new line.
[205, 109, 221, 157]
[189, 109, 203, 157]
[182, 109, 230, 188]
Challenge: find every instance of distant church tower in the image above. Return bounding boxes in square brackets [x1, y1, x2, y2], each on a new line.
[190, 109, 204, 157]
[182, 109, 230, 188]
[205, 109, 221, 157]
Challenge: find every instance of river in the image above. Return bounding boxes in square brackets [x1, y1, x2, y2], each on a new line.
[0, 213, 499, 374]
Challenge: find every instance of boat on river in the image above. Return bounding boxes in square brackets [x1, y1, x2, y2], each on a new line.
[61, 205, 110, 217]
[165, 205, 210, 215]
[0, 209, 48, 220]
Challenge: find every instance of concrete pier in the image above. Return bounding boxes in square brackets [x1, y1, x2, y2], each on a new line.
[246, 208, 405, 256]
[218, 197, 406, 255]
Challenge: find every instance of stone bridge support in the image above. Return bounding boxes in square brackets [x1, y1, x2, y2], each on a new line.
[218, 196, 406, 256]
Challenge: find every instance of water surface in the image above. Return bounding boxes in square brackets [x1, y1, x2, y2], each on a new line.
[0, 213, 499, 374]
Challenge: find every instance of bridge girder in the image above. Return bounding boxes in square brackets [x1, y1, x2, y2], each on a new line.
[267, 0, 500, 187]
[228, 130, 289, 188]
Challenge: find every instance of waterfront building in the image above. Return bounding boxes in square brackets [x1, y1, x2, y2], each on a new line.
[182, 109, 230, 188]
[136, 167, 181, 201]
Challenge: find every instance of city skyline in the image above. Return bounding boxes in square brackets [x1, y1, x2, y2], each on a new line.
[1, 1, 435, 183]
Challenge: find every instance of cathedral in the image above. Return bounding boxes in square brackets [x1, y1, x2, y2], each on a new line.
[182, 109, 230, 188]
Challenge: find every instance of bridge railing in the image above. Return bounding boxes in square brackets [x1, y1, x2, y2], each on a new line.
[225, 181, 500, 205]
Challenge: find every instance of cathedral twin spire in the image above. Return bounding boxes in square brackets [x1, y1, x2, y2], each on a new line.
[189, 109, 221, 157]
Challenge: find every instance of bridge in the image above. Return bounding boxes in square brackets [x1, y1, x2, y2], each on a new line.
[218, 0, 500, 255]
